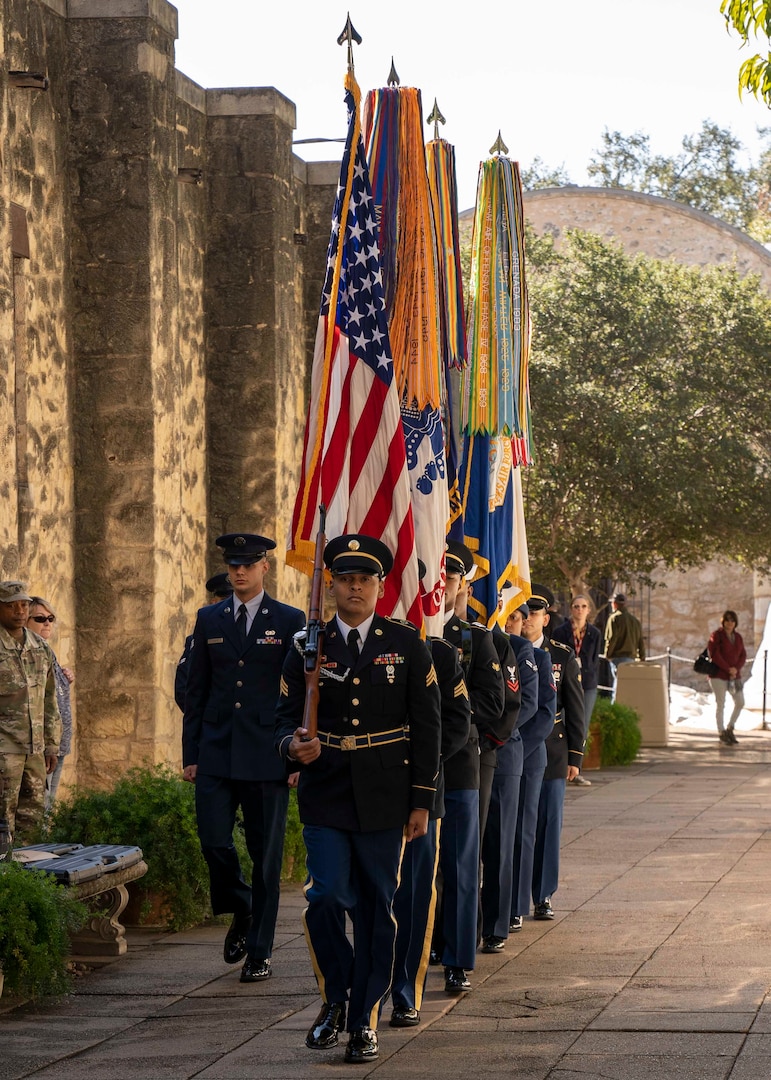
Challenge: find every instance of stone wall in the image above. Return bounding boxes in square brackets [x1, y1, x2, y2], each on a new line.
[1, 0, 337, 790]
[0, 0, 77, 741]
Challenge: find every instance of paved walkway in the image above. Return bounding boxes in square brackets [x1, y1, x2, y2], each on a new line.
[4, 728, 771, 1079]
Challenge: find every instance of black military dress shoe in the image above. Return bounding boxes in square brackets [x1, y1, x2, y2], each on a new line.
[223, 914, 251, 964]
[444, 966, 471, 993]
[534, 898, 554, 919]
[306, 1001, 346, 1049]
[481, 936, 505, 953]
[390, 1005, 420, 1027]
[344, 1027, 378, 1062]
[240, 957, 271, 982]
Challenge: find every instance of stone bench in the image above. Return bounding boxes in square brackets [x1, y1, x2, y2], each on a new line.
[13, 844, 148, 959]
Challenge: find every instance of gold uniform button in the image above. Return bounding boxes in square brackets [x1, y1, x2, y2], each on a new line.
[352, 719, 360, 727]
[238, 660, 244, 668]
[234, 702, 241, 709]
[236, 681, 243, 688]
[403, 759, 409, 765]
[351, 698, 359, 706]
[352, 677, 361, 685]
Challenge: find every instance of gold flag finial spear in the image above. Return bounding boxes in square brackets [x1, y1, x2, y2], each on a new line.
[337, 14, 362, 74]
[387, 57, 400, 86]
[489, 130, 509, 156]
[427, 98, 446, 141]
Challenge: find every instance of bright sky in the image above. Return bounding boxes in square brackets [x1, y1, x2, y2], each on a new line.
[173, 0, 771, 211]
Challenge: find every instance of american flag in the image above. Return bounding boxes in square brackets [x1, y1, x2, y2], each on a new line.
[287, 72, 421, 627]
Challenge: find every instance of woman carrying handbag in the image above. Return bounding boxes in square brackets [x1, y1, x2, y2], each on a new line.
[708, 610, 747, 745]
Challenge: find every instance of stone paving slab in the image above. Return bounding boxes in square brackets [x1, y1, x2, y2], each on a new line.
[549, 1055, 733, 1079]
[5, 731, 771, 1080]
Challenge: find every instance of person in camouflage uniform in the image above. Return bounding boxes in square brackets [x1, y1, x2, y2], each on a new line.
[0, 581, 61, 841]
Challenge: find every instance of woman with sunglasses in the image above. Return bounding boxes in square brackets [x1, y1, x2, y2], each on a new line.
[552, 595, 601, 740]
[26, 598, 73, 807]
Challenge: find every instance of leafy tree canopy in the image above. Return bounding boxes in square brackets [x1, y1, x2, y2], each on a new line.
[523, 228, 771, 594]
[721, 0, 771, 106]
[523, 122, 771, 242]
[520, 157, 573, 190]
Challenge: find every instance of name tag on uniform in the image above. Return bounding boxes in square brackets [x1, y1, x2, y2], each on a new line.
[207, 637, 224, 644]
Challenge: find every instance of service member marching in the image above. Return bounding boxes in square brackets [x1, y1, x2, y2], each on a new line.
[275, 535, 441, 1063]
[523, 584, 584, 919]
[182, 533, 304, 983]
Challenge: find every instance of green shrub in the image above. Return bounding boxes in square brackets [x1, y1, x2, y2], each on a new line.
[44, 765, 230, 930]
[589, 698, 642, 767]
[0, 860, 86, 998]
[45, 764, 306, 928]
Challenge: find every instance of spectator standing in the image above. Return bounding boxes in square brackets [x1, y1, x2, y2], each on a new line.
[0, 581, 60, 840]
[553, 595, 601, 785]
[604, 593, 645, 701]
[26, 597, 73, 809]
[708, 610, 747, 745]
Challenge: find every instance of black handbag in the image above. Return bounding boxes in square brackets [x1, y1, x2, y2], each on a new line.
[694, 648, 720, 678]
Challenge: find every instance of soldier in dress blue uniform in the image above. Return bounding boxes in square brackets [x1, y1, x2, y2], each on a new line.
[522, 585, 584, 919]
[434, 541, 505, 994]
[182, 534, 304, 982]
[480, 594, 536, 951]
[175, 573, 232, 711]
[390, 561, 470, 1028]
[275, 535, 441, 1064]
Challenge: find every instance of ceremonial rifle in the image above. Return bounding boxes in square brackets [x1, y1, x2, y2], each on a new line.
[302, 505, 327, 739]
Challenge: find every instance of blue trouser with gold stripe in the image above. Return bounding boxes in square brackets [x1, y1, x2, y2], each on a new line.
[303, 824, 404, 1031]
[391, 819, 440, 1011]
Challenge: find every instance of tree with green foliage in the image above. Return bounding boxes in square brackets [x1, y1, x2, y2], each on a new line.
[523, 228, 771, 595]
[587, 122, 771, 239]
[721, 0, 771, 106]
[523, 122, 771, 241]
[520, 157, 573, 190]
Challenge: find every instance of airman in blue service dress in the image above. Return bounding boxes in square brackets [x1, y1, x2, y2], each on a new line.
[182, 534, 304, 982]
[275, 535, 441, 1064]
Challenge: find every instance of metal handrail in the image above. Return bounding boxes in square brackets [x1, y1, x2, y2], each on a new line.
[633, 647, 769, 731]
